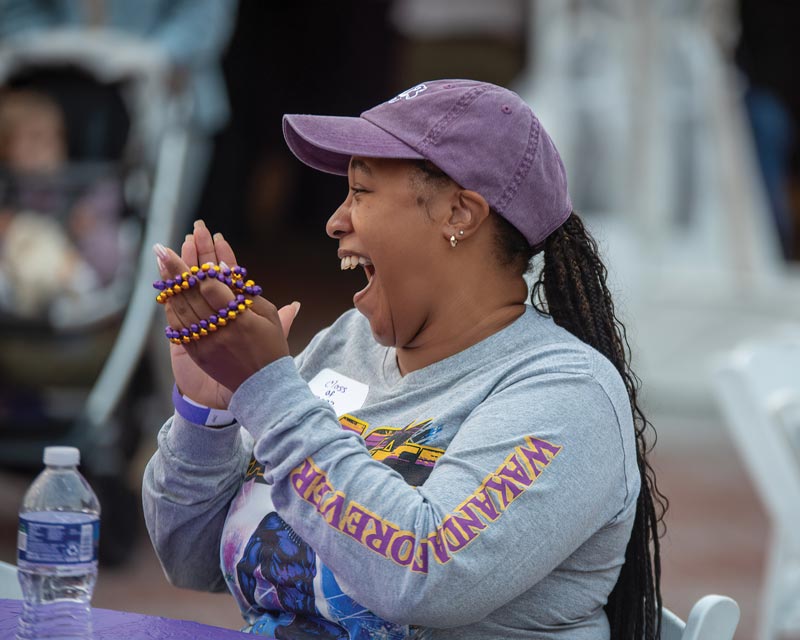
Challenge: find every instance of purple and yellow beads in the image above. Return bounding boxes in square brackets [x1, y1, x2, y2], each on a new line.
[154, 263, 261, 344]
[154, 263, 258, 304]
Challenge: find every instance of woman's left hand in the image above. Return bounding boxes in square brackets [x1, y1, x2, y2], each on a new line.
[156, 240, 297, 394]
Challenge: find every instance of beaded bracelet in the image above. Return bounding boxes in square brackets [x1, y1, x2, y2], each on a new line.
[153, 263, 262, 304]
[154, 262, 263, 344]
[164, 294, 255, 344]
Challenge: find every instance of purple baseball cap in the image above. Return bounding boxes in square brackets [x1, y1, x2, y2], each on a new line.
[283, 79, 572, 246]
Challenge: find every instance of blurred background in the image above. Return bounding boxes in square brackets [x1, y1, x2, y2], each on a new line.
[1, 1, 799, 639]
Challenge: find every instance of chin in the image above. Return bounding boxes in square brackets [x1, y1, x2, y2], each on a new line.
[363, 314, 396, 348]
[369, 325, 396, 348]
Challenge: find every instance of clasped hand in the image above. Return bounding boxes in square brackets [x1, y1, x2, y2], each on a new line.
[155, 220, 300, 409]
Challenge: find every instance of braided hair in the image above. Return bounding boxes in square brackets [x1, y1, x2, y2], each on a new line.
[410, 158, 667, 637]
[495, 211, 667, 640]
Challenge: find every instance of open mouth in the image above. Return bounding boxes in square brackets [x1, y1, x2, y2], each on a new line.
[340, 254, 375, 300]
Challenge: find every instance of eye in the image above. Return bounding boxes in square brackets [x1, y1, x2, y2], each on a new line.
[350, 186, 368, 197]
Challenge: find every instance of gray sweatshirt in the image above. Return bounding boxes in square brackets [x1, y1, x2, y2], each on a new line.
[143, 306, 639, 639]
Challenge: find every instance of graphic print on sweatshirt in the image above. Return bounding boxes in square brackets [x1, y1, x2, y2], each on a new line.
[220, 414, 444, 638]
[221, 410, 561, 637]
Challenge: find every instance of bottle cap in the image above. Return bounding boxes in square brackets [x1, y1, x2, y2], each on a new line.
[43, 446, 80, 466]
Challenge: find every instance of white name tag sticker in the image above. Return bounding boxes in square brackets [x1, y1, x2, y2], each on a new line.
[307, 368, 369, 416]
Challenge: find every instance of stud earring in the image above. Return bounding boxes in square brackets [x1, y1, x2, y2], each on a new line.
[459, 230, 464, 236]
[450, 235, 457, 248]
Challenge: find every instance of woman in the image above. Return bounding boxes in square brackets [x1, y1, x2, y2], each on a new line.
[144, 79, 666, 639]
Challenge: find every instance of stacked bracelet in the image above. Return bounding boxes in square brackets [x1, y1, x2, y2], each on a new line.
[153, 262, 263, 344]
[164, 294, 255, 344]
[153, 263, 262, 304]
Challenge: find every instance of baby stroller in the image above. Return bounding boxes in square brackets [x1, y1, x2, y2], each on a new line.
[0, 31, 194, 565]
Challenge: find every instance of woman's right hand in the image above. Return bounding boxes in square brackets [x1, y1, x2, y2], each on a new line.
[159, 220, 300, 409]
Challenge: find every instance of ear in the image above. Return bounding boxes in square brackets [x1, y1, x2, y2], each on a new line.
[442, 189, 491, 243]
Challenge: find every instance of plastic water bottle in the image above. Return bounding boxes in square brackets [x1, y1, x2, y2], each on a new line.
[16, 446, 100, 640]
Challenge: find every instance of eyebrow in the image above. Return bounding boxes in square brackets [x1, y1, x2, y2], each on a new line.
[349, 158, 373, 176]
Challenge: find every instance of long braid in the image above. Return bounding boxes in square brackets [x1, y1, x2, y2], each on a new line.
[493, 208, 666, 639]
[422, 152, 667, 636]
[530, 212, 667, 639]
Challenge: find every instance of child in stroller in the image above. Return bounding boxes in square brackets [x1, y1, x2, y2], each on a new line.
[0, 88, 127, 319]
[0, 71, 156, 566]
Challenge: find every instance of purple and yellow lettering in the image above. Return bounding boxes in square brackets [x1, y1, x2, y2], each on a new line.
[290, 459, 325, 499]
[497, 453, 535, 488]
[342, 503, 372, 544]
[286, 431, 562, 575]
[441, 516, 474, 552]
[465, 488, 501, 522]
[308, 479, 334, 510]
[426, 528, 451, 565]
[411, 539, 429, 573]
[483, 473, 526, 510]
[450, 504, 488, 540]
[319, 492, 346, 528]
[517, 436, 562, 477]
[363, 518, 398, 557]
[389, 533, 416, 566]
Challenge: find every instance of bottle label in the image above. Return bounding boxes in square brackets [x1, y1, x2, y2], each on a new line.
[17, 512, 99, 570]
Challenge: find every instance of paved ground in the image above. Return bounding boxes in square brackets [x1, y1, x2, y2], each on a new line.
[653, 413, 767, 640]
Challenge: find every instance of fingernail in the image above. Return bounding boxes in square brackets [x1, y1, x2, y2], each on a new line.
[153, 243, 169, 260]
[214, 232, 224, 241]
[194, 219, 206, 229]
[185, 234, 192, 243]
[156, 256, 165, 272]
[292, 301, 301, 318]
[219, 260, 229, 270]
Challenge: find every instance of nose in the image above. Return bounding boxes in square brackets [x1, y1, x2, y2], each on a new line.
[326, 196, 353, 239]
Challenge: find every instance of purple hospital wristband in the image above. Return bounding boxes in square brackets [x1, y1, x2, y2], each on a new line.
[172, 384, 235, 427]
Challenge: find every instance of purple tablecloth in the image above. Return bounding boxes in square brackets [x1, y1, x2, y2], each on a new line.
[0, 598, 254, 639]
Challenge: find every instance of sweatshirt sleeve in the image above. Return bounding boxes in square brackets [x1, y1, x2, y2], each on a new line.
[142, 414, 252, 592]
[229, 356, 637, 628]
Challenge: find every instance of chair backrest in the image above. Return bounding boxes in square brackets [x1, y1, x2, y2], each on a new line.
[0, 560, 23, 599]
[712, 328, 800, 534]
[662, 595, 740, 640]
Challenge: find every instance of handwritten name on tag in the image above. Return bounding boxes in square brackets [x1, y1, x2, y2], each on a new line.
[307, 368, 369, 416]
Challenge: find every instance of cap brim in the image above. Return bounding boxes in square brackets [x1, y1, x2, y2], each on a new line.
[283, 114, 424, 176]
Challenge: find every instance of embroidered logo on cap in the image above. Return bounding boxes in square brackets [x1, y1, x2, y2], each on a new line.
[388, 83, 427, 103]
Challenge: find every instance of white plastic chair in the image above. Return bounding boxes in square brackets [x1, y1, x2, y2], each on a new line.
[0, 560, 23, 599]
[661, 595, 740, 640]
[712, 329, 800, 640]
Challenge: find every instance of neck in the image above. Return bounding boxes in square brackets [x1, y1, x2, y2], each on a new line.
[395, 265, 529, 375]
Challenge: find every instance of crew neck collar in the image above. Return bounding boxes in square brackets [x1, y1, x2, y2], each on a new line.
[380, 305, 537, 387]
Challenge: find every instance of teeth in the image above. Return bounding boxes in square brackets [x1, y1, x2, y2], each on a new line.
[340, 255, 370, 270]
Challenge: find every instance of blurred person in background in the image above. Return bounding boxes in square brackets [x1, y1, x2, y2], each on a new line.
[144, 80, 666, 639]
[0, 88, 93, 316]
[736, 0, 800, 260]
[0, 0, 237, 567]
[0, 0, 238, 225]
[0, 89, 123, 316]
